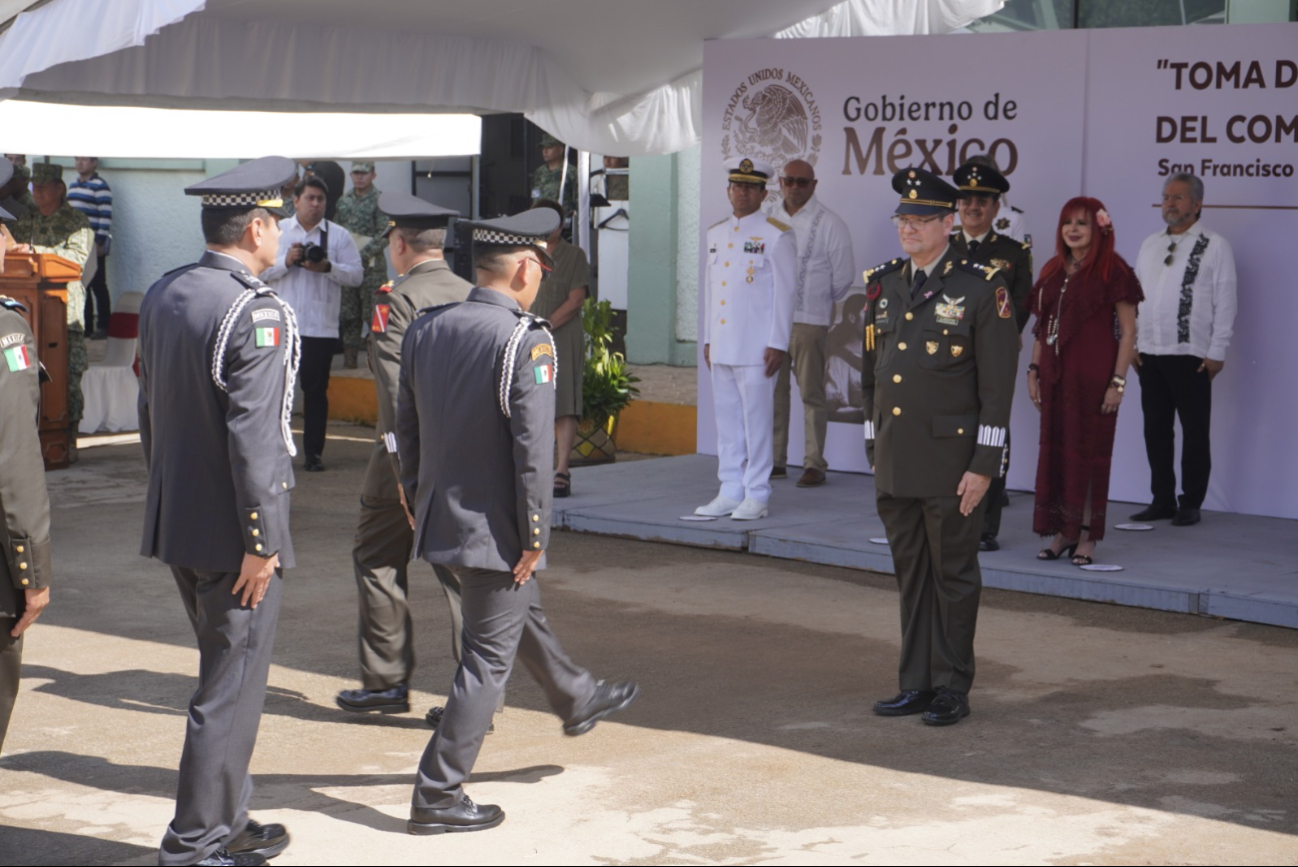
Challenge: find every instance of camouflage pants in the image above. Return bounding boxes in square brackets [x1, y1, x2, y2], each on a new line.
[340, 263, 386, 350]
[67, 327, 86, 430]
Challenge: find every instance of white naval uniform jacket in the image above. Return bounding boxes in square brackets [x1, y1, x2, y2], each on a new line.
[703, 211, 797, 366]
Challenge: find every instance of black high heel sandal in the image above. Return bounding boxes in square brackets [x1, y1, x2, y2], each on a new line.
[1038, 537, 1079, 561]
[1071, 525, 1094, 566]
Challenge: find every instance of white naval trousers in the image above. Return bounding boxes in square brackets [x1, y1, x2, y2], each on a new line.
[711, 363, 776, 503]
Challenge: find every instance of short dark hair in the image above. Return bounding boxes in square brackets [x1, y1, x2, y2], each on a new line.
[394, 226, 446, 253]
[202, 207, 274, 246]
[474, 244, 534, 272]
[530, 198, 565, 220]
[295, 175, 328, 198]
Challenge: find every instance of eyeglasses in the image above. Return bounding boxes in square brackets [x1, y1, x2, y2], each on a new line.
[1164, 240, 1177, 267]
[891, 215, 942, 230]
[780, 176, 813, 188]
[523, 256, 553, 274]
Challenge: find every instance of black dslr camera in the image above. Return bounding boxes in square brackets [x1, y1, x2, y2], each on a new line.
[296, 242, 327, 267]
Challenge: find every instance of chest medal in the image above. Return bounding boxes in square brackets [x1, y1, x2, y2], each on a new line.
[934, 294, 965, 327]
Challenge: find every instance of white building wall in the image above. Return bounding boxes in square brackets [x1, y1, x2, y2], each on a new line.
[673, 144, 701, 343]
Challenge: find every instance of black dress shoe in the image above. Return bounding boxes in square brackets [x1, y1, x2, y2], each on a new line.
[426, 705, 493, 734]
[770, 466, 787, 480]
[921, 688, 971, 726]
[195, 847, 266, 866]
[979, 534, 1000, 552]
[564, 680, 640, 736]
[304, 454, 325, 472]
[1130, 502, 1176, 521]
[1171, 507, 1202, 526]
[336, 684, 409, 714]
[227, 819, 289, 860]
[408, 795, 504, 835]
[872, 689, 936, 716]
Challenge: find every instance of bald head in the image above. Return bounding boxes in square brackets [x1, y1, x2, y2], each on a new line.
[779, 159, 817, 214]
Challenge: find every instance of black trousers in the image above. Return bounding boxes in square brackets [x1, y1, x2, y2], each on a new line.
[299, 336, 337, 459]
[82, 252, 111, 333]
[1137, 353, 1213, 509]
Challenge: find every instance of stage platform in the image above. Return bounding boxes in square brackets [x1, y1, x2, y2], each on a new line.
[558, 454, 1298, 630]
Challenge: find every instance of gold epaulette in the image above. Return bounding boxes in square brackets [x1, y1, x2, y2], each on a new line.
[954, 259, 1001, 282]
[767, 216, 792, 232]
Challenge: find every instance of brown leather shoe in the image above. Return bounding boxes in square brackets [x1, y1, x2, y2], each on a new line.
[796, 468, 827, 487]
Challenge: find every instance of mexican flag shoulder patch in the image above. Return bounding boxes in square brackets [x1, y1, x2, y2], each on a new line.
[533, 363, 553, 385]
[255, 326, 280, 348]
[4, 343, 32, 372]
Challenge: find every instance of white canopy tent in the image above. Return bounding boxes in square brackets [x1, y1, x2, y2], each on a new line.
[0, 0, 1001, 158]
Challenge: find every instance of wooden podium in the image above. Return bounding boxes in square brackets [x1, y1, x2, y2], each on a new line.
[0, 251, 79, 469]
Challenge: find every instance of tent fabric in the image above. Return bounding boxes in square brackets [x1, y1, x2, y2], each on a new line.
[0, 0, 1003, 157]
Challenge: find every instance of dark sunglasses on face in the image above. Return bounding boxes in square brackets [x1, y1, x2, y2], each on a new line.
[780, 176, 813, 188]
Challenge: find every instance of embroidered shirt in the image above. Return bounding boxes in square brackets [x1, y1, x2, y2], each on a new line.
[1134, 222, 1237, 361]
[765, 196, 855, 327]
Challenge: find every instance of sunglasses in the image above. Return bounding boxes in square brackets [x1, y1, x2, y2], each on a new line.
[1164, 240, 1177, 267]
[780, 176, 813, 188]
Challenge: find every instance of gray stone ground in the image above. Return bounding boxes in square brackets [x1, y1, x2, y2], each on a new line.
[2, 422, 1296, 865]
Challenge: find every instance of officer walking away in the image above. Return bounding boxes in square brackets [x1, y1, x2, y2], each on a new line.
[1, 173, 54, 752]
[696, 158, 797, 521]
[336, 192, 504, 729]
[397, 209, 638, 835]
[8, 163, 94, 456]
[137, 156, 300, 867]
[766, 158, 855, 488]
[950, 159, 1033, 552]
[862, 168, 1018, 727]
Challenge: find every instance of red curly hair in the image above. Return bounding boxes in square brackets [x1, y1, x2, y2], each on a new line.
[1038, 196, 1117, 285]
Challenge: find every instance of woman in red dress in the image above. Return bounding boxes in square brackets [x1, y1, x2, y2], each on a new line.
[1026, 197, 1142, 566]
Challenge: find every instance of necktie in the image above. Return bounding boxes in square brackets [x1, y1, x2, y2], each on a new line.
[911, 269, 928, 298]
[968, 239, 981, 256]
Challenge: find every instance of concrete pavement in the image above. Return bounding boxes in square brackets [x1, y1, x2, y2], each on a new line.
[1, 424, 1296, 865]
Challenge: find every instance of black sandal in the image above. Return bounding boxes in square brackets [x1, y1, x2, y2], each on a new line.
[1071, 525, 1094, 566]
[553, 471, 571, 498]
[1038, 537, 1078, 561]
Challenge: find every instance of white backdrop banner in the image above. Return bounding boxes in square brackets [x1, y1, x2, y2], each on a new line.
[698, 23, 1298, 520]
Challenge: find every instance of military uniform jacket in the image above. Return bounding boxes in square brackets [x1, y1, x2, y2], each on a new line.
[949, 230, 1033, 333]
[0, 299, 52, 598]
[397, 287, 556, 572]
[10, 202, 93, 328]
[862, 248, 1019, 498]
[704, 211, 797, 366]
[363, 258, 472, 500]
[138, 251, 298, 572]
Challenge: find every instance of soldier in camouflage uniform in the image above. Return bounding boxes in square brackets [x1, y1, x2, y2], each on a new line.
[531, 134, 577, 216]
[9, 164, 93, 451]
[334, 161, 388, 368]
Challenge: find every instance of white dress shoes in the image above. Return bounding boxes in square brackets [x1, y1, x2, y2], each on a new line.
[730, 498, 769, 521]
[695, 495, 741, 517]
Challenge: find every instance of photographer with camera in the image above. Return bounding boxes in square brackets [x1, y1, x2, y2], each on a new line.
[261, 175, 363, 471]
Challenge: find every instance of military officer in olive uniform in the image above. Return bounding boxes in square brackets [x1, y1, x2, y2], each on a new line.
[949, 160, 1033, 552]
[138, 157, 299, 867]
[9, 164, 94, 450]
[337, 192, 504, 727]
[863, 167, 1019, 727]
[1, 192, 54, 751]
[398, 210, 638, 835]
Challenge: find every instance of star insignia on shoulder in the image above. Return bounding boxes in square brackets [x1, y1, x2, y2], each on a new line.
[863, 258, 903, 282]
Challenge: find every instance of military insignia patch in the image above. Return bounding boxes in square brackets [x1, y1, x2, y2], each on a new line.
[531, 343, 554, 360]
[371, 304, 390, 333]
[251, 308, 281, 323]
[951, 344, 964, 357]
[0, 332, 21, 348]
[3, 342, 32, 372]
[996, 286, 1013, 319]
[534, 363, 553, 385]
[743, 240, 766, 255]
[926, 341, 939, 355]
[996, 217, 1010, 230]
[990, 258, 1011, 271]
[378, 281, 395, 295]
[935, 295, 965, 326]
[255, 326, 280, 348]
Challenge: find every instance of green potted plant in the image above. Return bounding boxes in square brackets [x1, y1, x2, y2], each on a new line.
[570, 298, 639, 465]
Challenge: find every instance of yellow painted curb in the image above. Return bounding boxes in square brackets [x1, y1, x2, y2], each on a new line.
[616, 400, 696, 456]
[328, 375, 378, 425]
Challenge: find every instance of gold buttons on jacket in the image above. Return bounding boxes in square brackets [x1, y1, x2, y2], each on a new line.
[250, 512, 259, 521]
[898, 342, 908, 351]
[251, 529, 260, 537]
[721, 282, 727, 287]
[893, 374, 902, 383]
[21, 579, 28, 586]
[533, 514, 540, 522]
[958, 428, 965, 434]
[15, 545, 23, 553]
[905, 312, 914, 321]
[892, 407, 902, 416]
[720, 300, 726, 305]
[282, 482, 288, 489]
[728, 243, 734, 248]
[255, 543, 264, 552]
[533, 542, 541, 549]
[724, 261, 730, 267]
[534, 528, 541, 536]
[720, 319, 726, 325]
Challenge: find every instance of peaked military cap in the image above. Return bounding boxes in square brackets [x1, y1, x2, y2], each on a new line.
[184, 156, 297, 217]
[892, 167, 958, 216]
[727, 157, 773, 186]
[379, 191, 458, 237]
[953, 162, 1009, 198]
[0, 160, 12, 221]
[465, 209, 559, 267]
[31, 163, 64, 184]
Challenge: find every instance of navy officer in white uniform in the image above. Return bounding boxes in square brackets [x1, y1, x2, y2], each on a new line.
[696, 157, 797, 521]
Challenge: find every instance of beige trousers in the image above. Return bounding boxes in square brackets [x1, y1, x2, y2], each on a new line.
[773, 323, 829, 473]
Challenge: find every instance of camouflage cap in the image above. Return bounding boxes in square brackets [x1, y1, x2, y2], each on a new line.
[350, 160, 376, 173]
[538, 133, 564, 148]
[31, 163, 64, 185]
